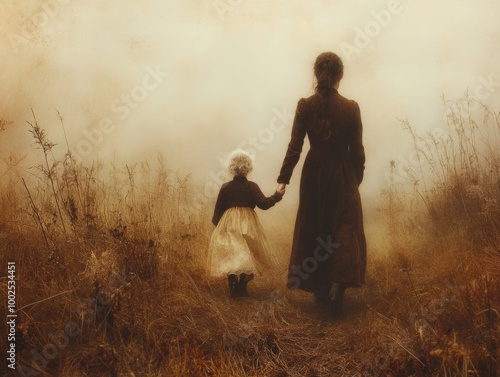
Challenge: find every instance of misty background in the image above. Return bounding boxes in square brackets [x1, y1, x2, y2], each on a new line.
[1, 0, 499, 244]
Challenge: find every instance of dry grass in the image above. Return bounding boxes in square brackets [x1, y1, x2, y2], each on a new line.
[0, 98, 499, 376]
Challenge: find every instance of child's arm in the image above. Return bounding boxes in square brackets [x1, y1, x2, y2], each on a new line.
[212, 188, 226, 226]
[250, 182, 283, 210]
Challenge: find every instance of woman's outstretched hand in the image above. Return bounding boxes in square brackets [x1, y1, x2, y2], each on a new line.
[277, 183, 286, 196]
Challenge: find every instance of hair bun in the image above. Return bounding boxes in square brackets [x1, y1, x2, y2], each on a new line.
[314, 52, 344, 97]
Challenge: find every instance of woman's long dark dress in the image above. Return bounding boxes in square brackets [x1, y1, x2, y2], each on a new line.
[277, 89, 366, 294]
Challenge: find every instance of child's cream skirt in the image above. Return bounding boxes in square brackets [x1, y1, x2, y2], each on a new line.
[207, 207, 278, 277]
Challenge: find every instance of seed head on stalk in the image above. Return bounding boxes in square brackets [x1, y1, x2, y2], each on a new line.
[26, 109, 67, 236]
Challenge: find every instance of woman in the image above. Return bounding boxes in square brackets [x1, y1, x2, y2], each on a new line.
[276, 51, 366, 317]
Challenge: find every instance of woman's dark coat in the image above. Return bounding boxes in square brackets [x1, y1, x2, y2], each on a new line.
[278, 89, 366, 292]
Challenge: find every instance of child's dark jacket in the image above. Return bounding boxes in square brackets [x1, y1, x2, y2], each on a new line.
[212, 176, 282, 225]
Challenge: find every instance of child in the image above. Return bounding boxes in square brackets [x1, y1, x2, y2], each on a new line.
[207, 149, 285, 298]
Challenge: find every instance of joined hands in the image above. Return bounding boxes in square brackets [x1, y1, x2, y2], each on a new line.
[276, 183, 286, 196]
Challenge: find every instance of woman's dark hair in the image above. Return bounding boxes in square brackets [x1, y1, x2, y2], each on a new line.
[311, 52, 344, 140]
[314, 52, 344, 97]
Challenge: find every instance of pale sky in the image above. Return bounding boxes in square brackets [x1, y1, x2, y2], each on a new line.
[1, 0, 499, 216]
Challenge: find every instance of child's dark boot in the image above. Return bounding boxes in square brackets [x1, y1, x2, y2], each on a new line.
[228, 274, 238, 298]
[238, 273, 254, 297]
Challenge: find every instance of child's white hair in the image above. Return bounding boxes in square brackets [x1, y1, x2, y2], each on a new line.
[225, 149, 254, 177]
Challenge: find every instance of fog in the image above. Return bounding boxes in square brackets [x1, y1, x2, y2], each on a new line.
[1, 0, 499, 224]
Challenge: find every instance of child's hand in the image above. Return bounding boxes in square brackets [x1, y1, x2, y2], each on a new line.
[276, 183, 286, 196]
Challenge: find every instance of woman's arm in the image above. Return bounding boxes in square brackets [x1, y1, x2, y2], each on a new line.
[350, 102, 365, 185]
[277, 98, 307, 184]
